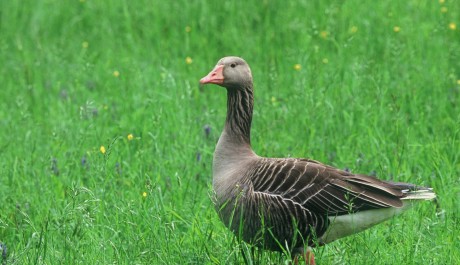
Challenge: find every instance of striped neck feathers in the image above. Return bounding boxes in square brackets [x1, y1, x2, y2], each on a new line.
[225, 85, 254, 145]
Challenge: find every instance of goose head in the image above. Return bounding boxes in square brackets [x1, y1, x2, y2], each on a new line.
[200, 56, 253, 90]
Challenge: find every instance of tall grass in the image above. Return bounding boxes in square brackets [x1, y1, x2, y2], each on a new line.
[0, 0, 459, 264]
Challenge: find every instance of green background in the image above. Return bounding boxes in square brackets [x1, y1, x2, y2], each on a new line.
[0, 0, 459, 264]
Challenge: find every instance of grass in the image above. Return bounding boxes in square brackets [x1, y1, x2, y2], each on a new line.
[0, 0, 459, 264]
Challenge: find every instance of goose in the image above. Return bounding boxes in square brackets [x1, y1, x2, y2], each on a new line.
[200, 56, 436, 264]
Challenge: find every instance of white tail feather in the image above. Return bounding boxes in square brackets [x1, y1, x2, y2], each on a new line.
[318, 188, 436, 245]
[401, 188, 436, 201]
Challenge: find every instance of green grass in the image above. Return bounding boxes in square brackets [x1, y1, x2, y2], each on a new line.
[0, 0, 459, 264]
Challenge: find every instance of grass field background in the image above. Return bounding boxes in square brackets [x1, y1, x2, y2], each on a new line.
[1, 0, 459, 264]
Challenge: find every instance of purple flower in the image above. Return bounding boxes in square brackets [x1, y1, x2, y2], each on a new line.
[0, 242, 7, 262]
[115, 162, 122, 175]
[203, 125, 211, 138]
[81, 156, 89, 170]
[51, 158, 60, 176]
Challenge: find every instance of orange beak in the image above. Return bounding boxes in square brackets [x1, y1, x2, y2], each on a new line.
[200, 65, 224, 85]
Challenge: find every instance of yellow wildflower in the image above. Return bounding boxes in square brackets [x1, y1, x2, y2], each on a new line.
[457, 80, 460, 85]
[185, 56, 193, 64]
[127, 133, 134, 141]
[142, 192, 147, 197]
[293, 64, 301, 71]
[185, 26, 191, 33]
[100, 146, 106, 154]
[320, 31, 328, 39]
[441, 7, 448, 13]
[439, 0, 445, 3]
[113, 70, 120, 77]
[82, 41, 89, 49]
[393, 26, 401, 33]
[449, 23, 456, 30]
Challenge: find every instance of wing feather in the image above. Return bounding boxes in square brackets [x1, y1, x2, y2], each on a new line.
[251, 158, 406, 216]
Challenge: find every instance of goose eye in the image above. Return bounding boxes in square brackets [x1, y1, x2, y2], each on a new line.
[230, 63, 236, 68]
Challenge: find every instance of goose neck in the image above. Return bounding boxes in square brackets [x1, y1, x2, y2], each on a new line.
[224, 86, 254, 145]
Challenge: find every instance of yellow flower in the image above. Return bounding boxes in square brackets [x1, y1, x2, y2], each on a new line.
[100, 146, 106, 154]
[185, 26, 191, 33]
[439, 0, 445, 3]
[350, 26, 358, 34]
[449, 23, 456, 30]
[293, 64, 301, 71]
[457, 80, 460, 85]
[441, 7, 448, 13]
[127, 133, 134, 141]
[82, 41, 89, 48]
[320, 31, 328, 39]
[142, 192, 147, 197]
[322, 58, 329, 64]
[113, 70, 120, 77]
[393, 26, 401, 33]
[185, 56, 193, 64]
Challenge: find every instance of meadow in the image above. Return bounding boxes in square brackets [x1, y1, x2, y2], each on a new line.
[0, 0, 459, 264]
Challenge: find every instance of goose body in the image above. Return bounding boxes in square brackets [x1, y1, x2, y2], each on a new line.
[200, 56, 436, 261]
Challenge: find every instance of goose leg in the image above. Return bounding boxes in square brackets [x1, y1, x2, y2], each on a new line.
[292, 247, 315, 265]
[303, 247, 315, 265]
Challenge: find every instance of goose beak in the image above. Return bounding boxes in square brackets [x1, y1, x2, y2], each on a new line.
[200, 65, 224, 85]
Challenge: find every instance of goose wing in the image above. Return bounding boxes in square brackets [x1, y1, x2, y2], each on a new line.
[250, 158, 405, 216]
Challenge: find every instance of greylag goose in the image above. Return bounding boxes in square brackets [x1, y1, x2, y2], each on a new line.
[200, 56, 436, 264]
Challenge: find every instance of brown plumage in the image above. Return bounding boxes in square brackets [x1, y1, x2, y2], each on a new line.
[200, 56, 435, 263]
